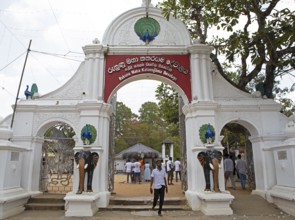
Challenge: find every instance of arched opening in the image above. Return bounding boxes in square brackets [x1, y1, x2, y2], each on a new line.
[220, 121, 256, 191]
[39, 122, 76, 194]
[110, 79, 186, 198]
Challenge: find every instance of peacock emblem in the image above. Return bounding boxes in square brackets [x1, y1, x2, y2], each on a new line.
[205, 123, 215, 144]
[199, 123, 216, 144]
[81, 124, 97, 145]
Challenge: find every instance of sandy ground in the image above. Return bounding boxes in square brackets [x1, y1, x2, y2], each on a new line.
[113, 173, 183, 197]
[6, 173, 295, 220]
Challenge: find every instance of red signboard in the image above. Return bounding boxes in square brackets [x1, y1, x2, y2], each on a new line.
[104, 55, 191, 102]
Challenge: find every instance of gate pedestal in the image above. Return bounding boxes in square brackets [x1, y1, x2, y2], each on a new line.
[64, 192, 100, 217]
[186, 190, 234, 215]
[197, 192, 234, 215]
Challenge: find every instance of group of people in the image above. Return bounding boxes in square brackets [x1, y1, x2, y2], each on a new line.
[125, 157, 182, 184]
[125, 158, 152, 183]
[223, 153, 247, 190]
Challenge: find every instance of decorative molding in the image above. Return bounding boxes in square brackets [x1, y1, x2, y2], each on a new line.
[33, 112, 80, 136]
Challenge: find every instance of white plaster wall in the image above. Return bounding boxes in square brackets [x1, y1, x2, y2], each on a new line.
[102, 6, 191, 46]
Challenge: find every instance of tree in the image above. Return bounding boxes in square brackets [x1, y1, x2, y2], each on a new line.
[138, 101, 162, 126]
[156, 83, 179, 123]
[115, 101, 138, 135]
[158, 0, 295, 113]
[114, 101, 169, 153]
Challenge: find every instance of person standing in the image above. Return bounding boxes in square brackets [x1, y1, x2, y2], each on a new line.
[133, 159, 141, 184]
[125, 159, 133, 183]
[150, 159, 168, 217]
[144, 161, 151, 182]
[174, 158, 181, 182]
[223, 154, 235, 189]
[166, 157, 174, 185]
[140, 158, 144, 182]
[235, 154, 247, 189]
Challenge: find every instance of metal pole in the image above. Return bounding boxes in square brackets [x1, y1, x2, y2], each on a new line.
[10, 39, 32, 129]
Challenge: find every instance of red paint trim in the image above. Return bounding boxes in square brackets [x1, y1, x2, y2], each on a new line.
[104, 55, 191, 102]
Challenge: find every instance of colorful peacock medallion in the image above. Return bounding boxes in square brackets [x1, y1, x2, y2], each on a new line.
[134, 17, 160, 44]
[81, 124, 97, 145]
[199, 123, 215, 144]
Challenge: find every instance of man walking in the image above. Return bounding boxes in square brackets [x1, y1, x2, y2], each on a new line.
[166, 157, 174, 185]
[150, 159, 168, 216]
[223, 154, 235, 189]
[174, 158, 181, 182]
[235, 154, 247, 189]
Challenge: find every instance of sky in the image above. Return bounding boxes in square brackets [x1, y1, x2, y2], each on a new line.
[0, 0, 294, 119]
[0, 0, 163, 118]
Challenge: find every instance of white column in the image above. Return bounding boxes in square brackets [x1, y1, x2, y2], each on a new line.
[189, 53, 203, 101]
[170, 144, 174, 160]
[83, 41, 105, 101]
[201, 53, 210, 101]
[92, 57, 99, 99]
[162, 143, 165, 160]
[188, 42, 213, 102]
[84, 57, 94, 100]
[97, 54, 105, 101]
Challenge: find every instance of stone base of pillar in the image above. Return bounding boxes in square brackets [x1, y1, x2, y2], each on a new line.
[0, 188, 30, 220]
[64, 192, 100, 217]
[186, 190, 234, 215]
[198, 192, 234, 215]
[268, 185, 295, 217]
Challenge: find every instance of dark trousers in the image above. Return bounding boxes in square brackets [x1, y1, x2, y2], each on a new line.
[153, 185, 165, 214]
[175, 171, 181, 182]
[167, 170, 173, 184]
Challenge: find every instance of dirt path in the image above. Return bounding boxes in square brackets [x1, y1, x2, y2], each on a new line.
[113, 173, 184, 197]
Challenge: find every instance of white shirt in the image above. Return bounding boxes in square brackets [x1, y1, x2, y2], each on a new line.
[174, 160, 180, 171]
[134, 161, 141, 173]
[151, 167, 166, 189]
[166, 160, 173, 172]
[161, 162, 166, 172]
[125, 162, 132, 172]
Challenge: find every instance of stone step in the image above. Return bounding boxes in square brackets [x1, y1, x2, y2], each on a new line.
[104, 204, 190, 211]
[25, 194, 65, 211]
[25, 203, 64, 211]
[109, 197, 186, 206]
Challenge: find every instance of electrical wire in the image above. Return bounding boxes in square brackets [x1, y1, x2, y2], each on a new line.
[0, 51, 26, 72]
[30, 50, 84, 62]
[47, 0, 71, 52]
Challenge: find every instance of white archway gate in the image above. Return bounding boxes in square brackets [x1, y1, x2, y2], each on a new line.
[1, 1, 295, 218]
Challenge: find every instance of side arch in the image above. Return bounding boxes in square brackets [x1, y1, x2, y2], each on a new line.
[34, 118, 79, 139]
[219, 119, 259, 138]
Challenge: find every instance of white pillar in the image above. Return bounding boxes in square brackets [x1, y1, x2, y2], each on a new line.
[162, 143, 165, 160]
[170, 144, 174, 161]
[188, 42, 213, 102]
[82, 41, 105, 101]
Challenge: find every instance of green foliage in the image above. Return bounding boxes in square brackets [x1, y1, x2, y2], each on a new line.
[221, 123, 250, 150]
[115, 101, 138, 135]
[138, 101, 162, 126]
[279, 98, 295, 117]
[114, 83, 181, 156]
[155, 83, 179, 124]
[158, 0, 295, 114]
